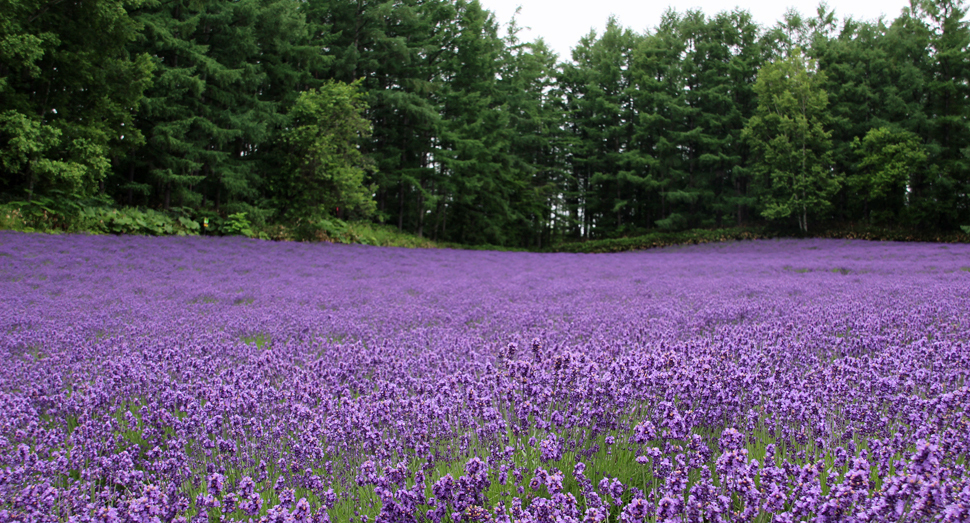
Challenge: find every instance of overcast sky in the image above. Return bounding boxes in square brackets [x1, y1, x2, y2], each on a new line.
[477, 0, 915, 60]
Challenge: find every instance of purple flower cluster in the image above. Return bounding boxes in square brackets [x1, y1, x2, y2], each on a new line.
[1, 232, 969, 522]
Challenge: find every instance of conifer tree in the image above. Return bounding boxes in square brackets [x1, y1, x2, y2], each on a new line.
[436, 0, 512, 245]
[629, 12, 686, 231]
[497, 25, 568, 248]
[913, 0, 970, 229]
[561, 18, 643, 237]
[306, 0, 455, 229]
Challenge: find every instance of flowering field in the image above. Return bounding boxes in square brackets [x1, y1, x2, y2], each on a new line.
[1, 232, 969, 523]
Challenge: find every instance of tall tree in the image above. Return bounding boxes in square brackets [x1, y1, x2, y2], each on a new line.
[275, 80, 376, 219]
[307, 0, 455, 229]
[125, 0, 309, 216]
[743, 49, 838, 233]
[670, 9, 763, 229]
[629, 12, 686, 232]
[0, 0, 153, 200]
[436, 0, 513, 245]
[561, 18, 643, 237]
[496, 18, 568, 248]
[913, 0, 970, 229]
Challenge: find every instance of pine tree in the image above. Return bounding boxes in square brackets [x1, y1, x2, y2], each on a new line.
[128, 1, 229, 210]
[496, 30, 568, 248]
[561, 18, 643, 237]
[306, 0, 455, 229]
[914, 0, 970, 229]
[629, 12, 685, 231]
[436, 0, 514, 245]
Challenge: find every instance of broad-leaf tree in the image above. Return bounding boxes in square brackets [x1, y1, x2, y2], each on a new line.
[744, 50, 838, 233]
[0, 0, 153, 200]
[850, 126, 927, 225]
[276, 81, 376, 220]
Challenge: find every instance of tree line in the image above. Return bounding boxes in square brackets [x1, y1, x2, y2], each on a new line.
[1, 0, 968, 246]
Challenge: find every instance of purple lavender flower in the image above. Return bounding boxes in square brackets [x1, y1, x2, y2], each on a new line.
[3, 234, 970, 521]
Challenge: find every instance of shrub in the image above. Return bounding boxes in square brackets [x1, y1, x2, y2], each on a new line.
[79, 207, 201, 236]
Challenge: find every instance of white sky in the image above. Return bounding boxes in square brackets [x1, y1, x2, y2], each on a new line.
[478, 0, 915, 61]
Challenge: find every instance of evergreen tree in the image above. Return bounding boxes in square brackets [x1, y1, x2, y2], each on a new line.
[810, 15, 894, 222]
[436, 0, 512, 245]
[671, 9, 762, 229]
[4, 0, 969, 242]
[125, 0, 307, 217]
[561, 18, 643, 237]
[913, 0, 970, 228]
[629, 12, 686, 232]
[497, 18, 567, 248]
[306, 0, 455, 229]
[711, 10, 763, 226]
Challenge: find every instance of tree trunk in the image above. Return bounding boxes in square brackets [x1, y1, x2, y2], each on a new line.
[126, 161, 135, 206]
[441, 204, 448, 241]
[416, 186, 425, 239]
[397, 183, 405, 231]
[616, 183, 622, 228]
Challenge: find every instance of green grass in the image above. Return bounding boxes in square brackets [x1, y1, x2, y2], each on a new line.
[25, 386, 958, 523]
[341, 221, 439, 248]
[241, 333, 271, 350]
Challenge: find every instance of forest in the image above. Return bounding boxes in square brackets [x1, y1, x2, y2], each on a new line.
[1, 0, 969, 247]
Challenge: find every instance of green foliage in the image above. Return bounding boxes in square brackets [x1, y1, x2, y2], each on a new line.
[3, 0, 970, 246]
[277, 81, 377, 220]
[285, 218, 437, 247]
[850, 127, 927, 225]
[223, 212, 256, 238]
[911, 0, 970, 229]
[1, 193, 109, 232]
[496, 24, 568, 248]
[563, 18, 643, 236]
[552, 228, 769, 253]
[0, 110, 109, 199]
[817, 223, 970, 243]
[0, 197, 202, 237]
[744, 49, 839, 233]
[853, 129, 926, 199]
[79, 207, 200, 236]
[0, 0, 153, 200]
[435, 0, 516, 246]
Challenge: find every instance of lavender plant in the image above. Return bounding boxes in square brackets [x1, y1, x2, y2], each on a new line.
[1, 232, 968, 522]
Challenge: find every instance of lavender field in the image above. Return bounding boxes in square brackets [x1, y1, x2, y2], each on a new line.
[1, 232, 969, 523]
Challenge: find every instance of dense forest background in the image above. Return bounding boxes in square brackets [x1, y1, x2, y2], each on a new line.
[2, 0, 969, 247]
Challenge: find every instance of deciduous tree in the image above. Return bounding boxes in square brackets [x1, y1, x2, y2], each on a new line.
[744, 50, 838, 232]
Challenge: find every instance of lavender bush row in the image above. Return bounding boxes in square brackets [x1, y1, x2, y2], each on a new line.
[1, 232, 969, 523]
